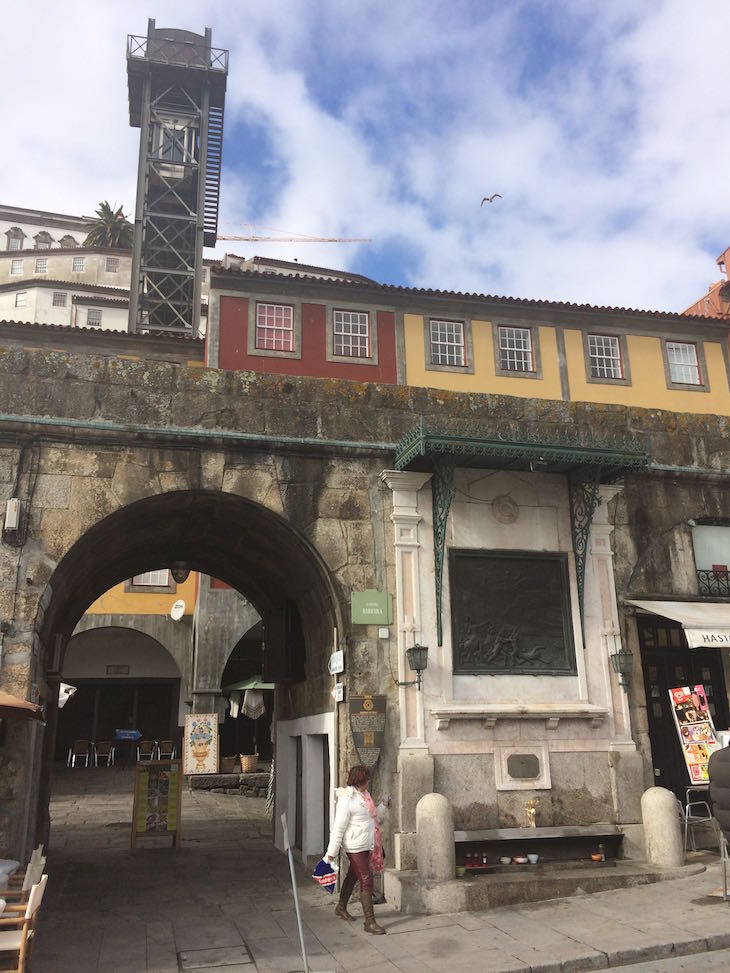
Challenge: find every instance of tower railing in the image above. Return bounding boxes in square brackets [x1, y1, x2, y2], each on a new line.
[127, 34, 228, 72]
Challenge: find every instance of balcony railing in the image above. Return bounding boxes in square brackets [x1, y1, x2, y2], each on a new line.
[127, 34, 228, 73]
[697, 569, 730, 597]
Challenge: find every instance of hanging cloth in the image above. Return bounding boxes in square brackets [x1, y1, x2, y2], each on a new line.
[229, 691, 242, 719]
[242, 689, 265, 719]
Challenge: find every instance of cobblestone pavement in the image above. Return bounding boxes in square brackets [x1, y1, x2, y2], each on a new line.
[21, 767, 730, 973]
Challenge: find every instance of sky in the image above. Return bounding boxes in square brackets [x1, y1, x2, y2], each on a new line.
[2, 0, 729, 313]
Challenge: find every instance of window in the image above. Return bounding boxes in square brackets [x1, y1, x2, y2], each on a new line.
[333, 309, 369, 357]
[256, 302, 294, 351]
[6, 227, 24, 250]
[8, 237, 21, 251]
[131, 569, 171, 587]
[105, 256, 119, 273]
[34, 257, 48, 274]
[430, 319, 465, 366]
[72, 256, 85, 273]
[666, 341, 701, 385]
[52, 291, 67, 307]
[588, 334, 622, 379]
[59, 235, 78, 248]
[15, 292, 27, 308]
[498, 326, 534, 372]
[86, 308, 102, 327]
[34, 232, 52, 250]
[10, 259, 23, 275]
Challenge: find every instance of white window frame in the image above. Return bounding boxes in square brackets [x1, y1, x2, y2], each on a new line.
[15, 291, 27, 308]
[664, 340, 704, 388]
[588, 334, 622, 379]
[132, 569, 171, 587]
[497, 325, 534, 373]
[430, 319, 466, 367]
[10, 259, 23, 275]
[333, 309, 370, 358]
[72, 256, 85, 273]
[105, 256, 120, 273]
[86, 308, 103, 327]
[52, 291, 67, 308]
[255, 302, 295, 353]
[34, 257, 48, 274]
[8, 237, 21, 251]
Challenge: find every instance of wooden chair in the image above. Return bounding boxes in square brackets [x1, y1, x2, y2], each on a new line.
[5, 848, 43, 889]
[0, 857, 46, 913]
[0, 873, 48, 972]
[157, 740, 176, 759]
[93, 741, 115, 766]
[136, 740, 156, 762]
[66, 740, 90, 768]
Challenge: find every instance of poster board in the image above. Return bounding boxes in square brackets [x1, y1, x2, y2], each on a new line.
[669, 684, 721, 784]
[131, 759, 183, 848]
[182, 713, 219, 775]
[348, 694, 386, 768]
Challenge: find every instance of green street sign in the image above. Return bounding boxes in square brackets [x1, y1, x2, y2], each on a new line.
[351, 590, 393, 625]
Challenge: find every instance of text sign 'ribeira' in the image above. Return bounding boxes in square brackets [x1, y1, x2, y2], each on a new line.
[351, 590, 393, 625]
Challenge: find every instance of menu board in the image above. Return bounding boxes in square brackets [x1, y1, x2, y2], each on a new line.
[669, 684, 721, 784]
[131, 760, 183, 848]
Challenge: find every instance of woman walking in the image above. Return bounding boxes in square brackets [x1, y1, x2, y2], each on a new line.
[325, 764, 388, 934]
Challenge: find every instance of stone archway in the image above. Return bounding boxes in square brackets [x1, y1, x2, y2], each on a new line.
[24, 488, 345, 857]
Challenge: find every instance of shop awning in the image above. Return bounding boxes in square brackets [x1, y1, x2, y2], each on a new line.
[627, 600, 730, 648]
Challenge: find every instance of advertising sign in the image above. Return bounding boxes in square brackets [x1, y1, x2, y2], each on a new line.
[131, 760, 183, 848]
[348, 694, 386, 768]
[183, 713, 219, 775]
[668, 684, 721, 784]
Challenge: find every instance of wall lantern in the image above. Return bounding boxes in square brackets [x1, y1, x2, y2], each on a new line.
[170, 563, 191, 584]
[607, 630, 633, 692]
[398, 643, 429, 691]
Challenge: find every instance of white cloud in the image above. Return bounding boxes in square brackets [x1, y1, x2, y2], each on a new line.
[1, 0, 728, 311]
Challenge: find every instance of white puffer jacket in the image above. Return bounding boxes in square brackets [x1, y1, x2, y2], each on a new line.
[325, 786, 386, 859]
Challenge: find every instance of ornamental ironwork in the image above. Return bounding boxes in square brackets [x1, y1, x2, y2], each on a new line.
[569, 468, 602, 619]
[431, 456, 455, 646]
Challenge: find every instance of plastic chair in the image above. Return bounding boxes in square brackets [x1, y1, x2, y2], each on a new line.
[66, 740, 90, 768]
[136, 740, 156, 762]
[0, 873, 48, 972]
[93, 741, 115, 766]
[157, 740, 176, 760]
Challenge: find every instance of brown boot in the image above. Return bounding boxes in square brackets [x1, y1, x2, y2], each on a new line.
[334, 868, 357, 922]
[360, 888, 386, 934]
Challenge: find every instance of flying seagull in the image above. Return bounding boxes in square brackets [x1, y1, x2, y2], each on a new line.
[481, 194, 502, 205]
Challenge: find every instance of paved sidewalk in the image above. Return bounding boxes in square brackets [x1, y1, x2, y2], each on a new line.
[27, 767, 730, 973]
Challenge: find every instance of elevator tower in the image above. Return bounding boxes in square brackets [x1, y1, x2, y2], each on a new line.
[126, 20, 228, 335]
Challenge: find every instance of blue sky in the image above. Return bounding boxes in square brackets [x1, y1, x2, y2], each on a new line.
[2, 0, 729, 312]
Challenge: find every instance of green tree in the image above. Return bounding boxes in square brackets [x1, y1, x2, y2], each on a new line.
[83, 201, 134, 249]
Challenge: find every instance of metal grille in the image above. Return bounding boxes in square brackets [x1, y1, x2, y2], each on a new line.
[697, 569, 730, 596]
[256, 303, 294, 351]
[588, 334, 622, 378]
[334, 309, 369, 357]
[667, 341, 700, 385]
[499, 326, 533, 372]
[34, 258, 47, 274]
[430, 319, 465, 366]
[52, 291, 67, 307]
[10, 259, 22, 275]
[72, 257, 85, 273]
[86, 309, 102, 327]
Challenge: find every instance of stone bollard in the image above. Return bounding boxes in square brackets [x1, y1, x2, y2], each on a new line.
[641, 786, 684, 868]
[416, 793, 455, 880]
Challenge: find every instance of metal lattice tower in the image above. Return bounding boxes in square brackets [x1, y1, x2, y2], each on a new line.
[127, 19, 228, 336]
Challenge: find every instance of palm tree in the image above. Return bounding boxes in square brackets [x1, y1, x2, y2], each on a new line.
[83, 201, 134, 249]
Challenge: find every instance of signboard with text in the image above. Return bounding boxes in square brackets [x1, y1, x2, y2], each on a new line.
[348, 694, 386, 768]
[351, 590, 393, 625]
[131, 760, 183, 848]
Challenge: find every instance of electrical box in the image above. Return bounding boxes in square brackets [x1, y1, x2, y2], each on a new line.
[4, 498, 20, 531]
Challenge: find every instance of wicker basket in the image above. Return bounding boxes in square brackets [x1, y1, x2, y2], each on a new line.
[239, 754, 258, 773]
[220, 756, 238, 774]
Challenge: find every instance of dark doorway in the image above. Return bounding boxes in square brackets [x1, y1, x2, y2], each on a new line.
[639, 616, 729, 799]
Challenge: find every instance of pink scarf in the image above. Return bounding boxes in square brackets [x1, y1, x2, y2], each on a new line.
[362, 790, 384, 873]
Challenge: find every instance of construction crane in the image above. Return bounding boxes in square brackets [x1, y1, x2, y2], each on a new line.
[217, 224, 371, 244]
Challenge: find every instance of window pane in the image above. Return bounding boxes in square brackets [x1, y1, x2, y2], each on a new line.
[35, 258, 48, 274]
[334, 309, 369, 357]
[10, 259, 23, 275]
[15, 291, 27, 308]
[430, 319, 465, 366]
[499, 326, 533, 371]
[72, 257, 85, 272]
[105, 256, 119, 273]
[667, 341, 700, 384]
[132, 570, 170, 587]
[8, 237, 21, 251]
[256, 303, 294, 352]
[588, 334, 622, 378]
[52, 291, 67, 307]
[86, 309, 102, 326]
